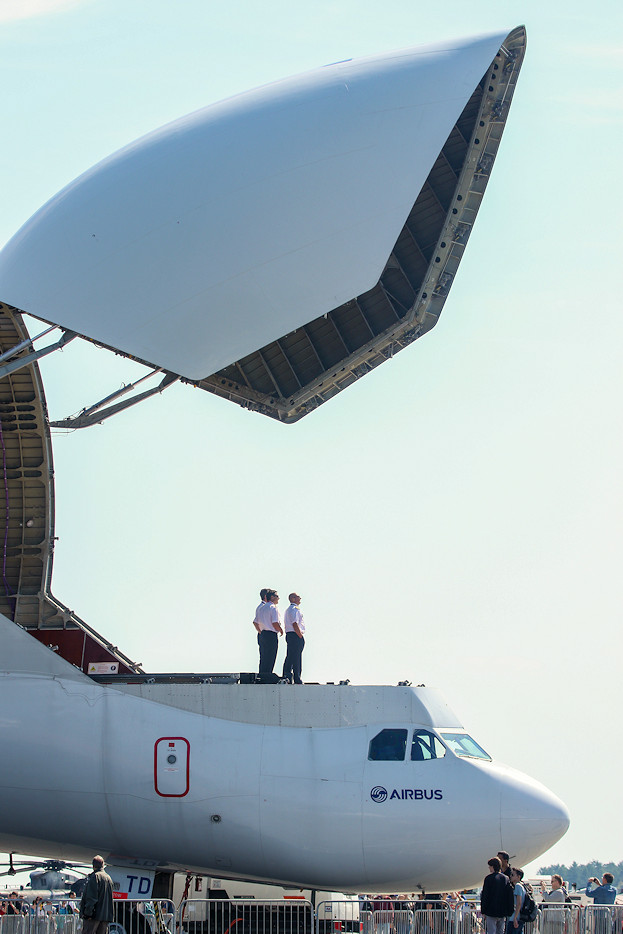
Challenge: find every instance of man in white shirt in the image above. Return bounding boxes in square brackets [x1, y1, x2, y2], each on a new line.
[252, 588, 268, 665]
[252, 589, 268, 631]
[282, 592, 305, 684]
[253, 589, 282, 674]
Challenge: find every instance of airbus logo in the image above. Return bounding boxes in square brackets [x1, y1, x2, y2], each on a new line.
[370, 787, 443, 802]
[370, 786, 388, 802]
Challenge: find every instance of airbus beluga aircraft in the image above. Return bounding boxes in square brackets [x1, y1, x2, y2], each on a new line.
[1, 611, 568, 893]
[0, 25, 569, 893]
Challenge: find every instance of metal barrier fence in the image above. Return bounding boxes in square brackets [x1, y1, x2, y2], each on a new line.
[316, 900, 361, 934]
[316, 901, 596, 934]
[321, 900, 457, 934]
[180, 898, 313, 934]
[412, 903, 455, 934]
[539, 904, 583, 934]
[0, 898, 620, 934]
[374, 911, 413, 934]
[583, 906, 623, 934]
[0, 908, 80, 934]
[0, 901, 175, 934]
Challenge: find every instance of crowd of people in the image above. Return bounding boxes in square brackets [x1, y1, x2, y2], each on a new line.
[359, 893, 475, 913]
[481, 855, 534, 934]
[0, 895, 79, 917]
[356, 855, 618, 934]
[481, 854, 618, 934]
[0, 857, 114, 934]
[1, 855, 618, 934]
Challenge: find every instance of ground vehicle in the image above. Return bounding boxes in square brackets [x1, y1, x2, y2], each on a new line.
[175, 877, 359, 934]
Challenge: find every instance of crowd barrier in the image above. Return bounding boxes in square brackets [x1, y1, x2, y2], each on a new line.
[180, 898, 313, 934]
[0, 901, 176, 934]
[316, 901, 608, 934]
[584, 906, 623, 934]
[0, 898, 621, 934]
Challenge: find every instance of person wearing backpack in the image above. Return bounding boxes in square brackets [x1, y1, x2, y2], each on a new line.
[507, 867, 537, 933]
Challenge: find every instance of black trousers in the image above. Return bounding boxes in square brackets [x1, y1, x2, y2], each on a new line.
[258, 630, 278, 673]
[282, 632, 304, 684]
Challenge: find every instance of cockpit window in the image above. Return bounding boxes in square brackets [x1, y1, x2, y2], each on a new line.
[439, 731, 491, 760]
[411, 730, 446, 761]
[368, 729, 407, 761]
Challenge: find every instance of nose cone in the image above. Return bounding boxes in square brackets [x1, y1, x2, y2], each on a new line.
[499, 765, 570, 864]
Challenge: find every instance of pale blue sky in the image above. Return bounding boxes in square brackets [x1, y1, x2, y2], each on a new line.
[1, 0, 622, 877]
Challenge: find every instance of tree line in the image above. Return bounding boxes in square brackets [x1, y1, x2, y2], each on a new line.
[538, 862, 623, 888]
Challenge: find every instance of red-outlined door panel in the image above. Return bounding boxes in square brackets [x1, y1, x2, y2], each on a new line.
[154, 737, 190, 797]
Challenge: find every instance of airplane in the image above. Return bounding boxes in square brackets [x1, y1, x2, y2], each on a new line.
[0, 25, 570, 896]
[0, 609, 568, 894]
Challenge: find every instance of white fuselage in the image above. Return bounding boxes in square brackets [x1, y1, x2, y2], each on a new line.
[0, 614, 569, 892]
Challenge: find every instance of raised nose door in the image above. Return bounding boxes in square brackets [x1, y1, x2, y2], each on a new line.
[154, 736, 190, 796]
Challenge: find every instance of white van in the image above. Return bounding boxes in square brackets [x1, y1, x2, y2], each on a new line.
[175, 875, 360, 933]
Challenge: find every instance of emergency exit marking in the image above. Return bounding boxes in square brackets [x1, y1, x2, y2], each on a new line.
[154, 736, 190, 797]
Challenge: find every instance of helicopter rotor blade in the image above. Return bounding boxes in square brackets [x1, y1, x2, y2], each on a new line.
[0, 864, 40, 877]
[0, 855, 92, 879]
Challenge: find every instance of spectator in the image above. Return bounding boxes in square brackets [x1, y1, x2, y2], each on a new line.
[79, 856, 114, 934]
[481, 857, 513, 934]
[497, 853, 512, 880]
[540, 875, 568, 934]
[507, 868, 527, 934]
[5, 894, 22, 916]
[586, 875, 616, 905]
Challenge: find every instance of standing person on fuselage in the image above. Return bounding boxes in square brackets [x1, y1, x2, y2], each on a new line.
[282, 592, 305, 684]
[481, 858, 513, 934]
[253, 588, 268, 656]
[254, 589, 282, 674]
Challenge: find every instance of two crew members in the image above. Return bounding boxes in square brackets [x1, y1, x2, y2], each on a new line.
[253, 590, 306, 683]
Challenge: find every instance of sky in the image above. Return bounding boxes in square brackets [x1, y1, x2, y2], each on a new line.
[0, 0, 622, 882]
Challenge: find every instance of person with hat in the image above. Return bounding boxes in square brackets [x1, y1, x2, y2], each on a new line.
[79, 856, 113, 934]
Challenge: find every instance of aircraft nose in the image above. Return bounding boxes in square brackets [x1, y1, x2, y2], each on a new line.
[500, 770, 570, 862]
